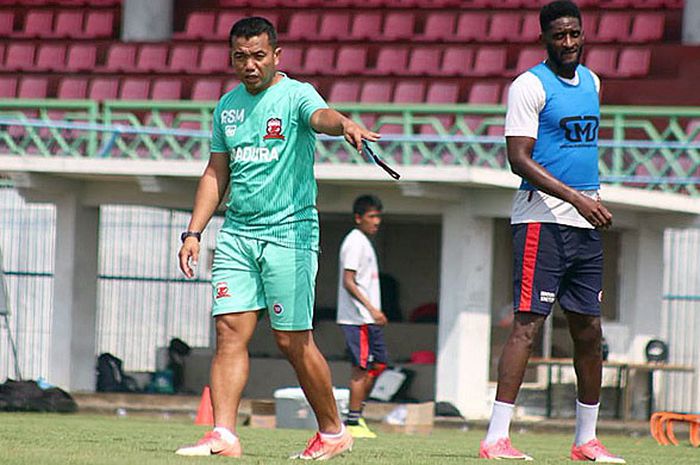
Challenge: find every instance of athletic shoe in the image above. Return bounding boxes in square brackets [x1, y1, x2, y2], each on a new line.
[347, 418, 377, 439]
[290, 428, 353, 460]
[175, 430, 242, 457]
[570, 439, 626, 463]
[479, 438, 533, 460]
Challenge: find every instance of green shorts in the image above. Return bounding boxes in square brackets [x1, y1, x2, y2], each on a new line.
[211, 230, 318, 331]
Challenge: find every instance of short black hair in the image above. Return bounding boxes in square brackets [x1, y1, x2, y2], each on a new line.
[229, 16, 277, 48]
[540, 0, 581, 33]
[353, 195, 383, 217]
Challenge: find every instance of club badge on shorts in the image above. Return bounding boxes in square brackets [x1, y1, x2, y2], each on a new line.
[263, 117, 285, 140]
[273, 303, 284, 315]
[215, 282, 231, 299]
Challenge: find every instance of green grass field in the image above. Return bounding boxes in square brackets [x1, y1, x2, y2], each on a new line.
[0, 413, 697, 464]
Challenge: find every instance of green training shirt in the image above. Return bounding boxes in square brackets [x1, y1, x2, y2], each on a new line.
[211, 74, 328, 251]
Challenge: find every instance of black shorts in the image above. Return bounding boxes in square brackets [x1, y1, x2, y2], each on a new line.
[512, 222, 603, 316]
[339, 324, 388, 369]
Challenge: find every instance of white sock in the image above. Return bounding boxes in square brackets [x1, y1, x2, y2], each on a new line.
[574, 400, 599, 446]
[213, 426, 238, 444]
[484, 400, 515, 445]
[320, 423, 345, 440]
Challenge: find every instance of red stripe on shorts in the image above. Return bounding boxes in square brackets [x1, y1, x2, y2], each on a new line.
[359, 325, 369, 369]
[518, 223, 541, 312]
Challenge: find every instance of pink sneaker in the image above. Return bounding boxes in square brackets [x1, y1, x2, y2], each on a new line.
[479, 438, 533, 460]
[290, 429, 353, 460]
[571, 439, 625, 463]
[175, 430, 242, 457]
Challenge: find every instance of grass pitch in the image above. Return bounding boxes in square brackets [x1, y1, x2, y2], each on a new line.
[0, 412, 697, 464]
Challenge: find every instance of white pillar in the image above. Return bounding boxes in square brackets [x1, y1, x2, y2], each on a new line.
[122, 0, 173, 42]
[50, 193, 99, 391]
[435, 199, 493, 419]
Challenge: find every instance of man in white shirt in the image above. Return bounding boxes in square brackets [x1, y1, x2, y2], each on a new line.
[337, 195, 388, 439]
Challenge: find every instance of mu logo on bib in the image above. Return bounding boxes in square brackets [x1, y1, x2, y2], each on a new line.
[559, 116, 599, 144]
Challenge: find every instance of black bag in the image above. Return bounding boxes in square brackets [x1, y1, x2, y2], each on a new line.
[96, 353, 136, 392]
[0, 379, 77, 413]
[167, 338, 191, 393]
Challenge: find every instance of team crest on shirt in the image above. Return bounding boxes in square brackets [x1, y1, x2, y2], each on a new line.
[263, 117, 285, 140]
[215, 282, 231, 299]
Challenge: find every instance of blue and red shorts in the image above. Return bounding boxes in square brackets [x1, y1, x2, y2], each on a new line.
[339, 324, 388, 372]
[512, 222, 603, 316]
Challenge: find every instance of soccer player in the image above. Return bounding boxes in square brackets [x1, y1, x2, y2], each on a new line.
[175, 17, 379, 460]
[336, 195, 388, 439]
[479, 1, 624, 463]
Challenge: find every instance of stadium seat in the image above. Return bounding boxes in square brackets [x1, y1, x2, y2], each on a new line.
[18, 77, 48, 98]
[335, 46, 367, 76]
[280, 46, 304, 74]
[22, 10, 53, 38]
[515, 47, 544, 74]
[318, 12, 351, 40]
[407, 47, 442, 76]
[151, 79, 182, 100]
[0, 44, 4, 66]
[103, 43, 136, 72]
[454, 13, 489, 42]
[629, 13, 664, 43]
[191, 79, 222, 101]
[0, 10, 14, 36]
[521, 13, 540, 43]
[169, 45, 199, 73]
[135, 44, 168, 72]
[426, 82, 459, 103]
[328, 80, 361, 103]
[581, 12, 598, 38]
[371, 46, 409, 75]
[83, 11, 114, 38]
[215, 12, 246, 39]
[585, 47, 617, 77]
[500, 82, 510, 103]
[35, 44, 66, 71]
[382, 12, 415, 40]
[120, 78, 150, 100]
[471, 47, 507, 76]
[595, 12, 631, 43]
[616, 47, 651, 77]
[303, 46, 336, 74]
[440, 47, 474, 76]
[0, 77, 17, 98]
[285, 12, 319, 40]
[4, 43, 35, 71]
[487, 13, 522, 43]
[89, 78, 119, 100]
[350, 12, 382, 40]
[66, 44, 96, 72]
[176, 12, 216, 40]
[418, 12, 455, 42]
[53, 11, 83, 38]
[468, 82, 500, 104]
[393, 81, 426, 103]
[57, 77, 88, 99]
[360, 81, 392, 102]
[224, 79, 239, 92]
[199, 45, 230, 73]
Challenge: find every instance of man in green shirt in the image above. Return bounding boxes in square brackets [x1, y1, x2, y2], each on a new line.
[175, 17, 379, 461]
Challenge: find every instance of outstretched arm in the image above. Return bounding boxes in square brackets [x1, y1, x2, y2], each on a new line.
[310, 108, 380, 153]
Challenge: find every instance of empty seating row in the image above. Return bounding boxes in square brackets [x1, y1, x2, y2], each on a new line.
[0, 0, 119, 5]
[217, 0, 683, 9]
[0, 9, 116, 38]
[174, 10, 666, 44]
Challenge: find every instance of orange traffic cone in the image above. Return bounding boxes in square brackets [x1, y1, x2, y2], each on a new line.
[194, 385, 214, 425]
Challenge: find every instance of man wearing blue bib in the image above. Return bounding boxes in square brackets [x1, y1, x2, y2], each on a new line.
[480, 2, 623, 463]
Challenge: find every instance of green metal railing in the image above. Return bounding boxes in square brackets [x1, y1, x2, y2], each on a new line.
[1, 99, 699, 195]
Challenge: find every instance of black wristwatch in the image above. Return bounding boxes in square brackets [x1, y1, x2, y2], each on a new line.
[180, 231, 201, 243]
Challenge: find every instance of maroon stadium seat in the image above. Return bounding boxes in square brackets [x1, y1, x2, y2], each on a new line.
[285, 12, 319, 40]
[382, 12, 415, 40]
[152, 79, 182, 100]
[371, 46, 409, 75]
[487, 13, 522, 43]
[4, 43, 35, 71]
[120, 78, 150, 100]
[393, 81, 426, 103]
[350, 12, 382, 40]
[500, 82, 510, 104]
[280, 46, 304, 74]
[191, 79, 222, 101]
[89, 78, 119, 100]
[585, 47, 617, 77]
[629, 13, 664, 43]
[57, 77, 88, 99]
[169, 45, 199, 73]
[0, 77, 17, 98]
[53, 11, 83, 38]
[83, 11, 114, 38]
[360, 81, 392, 102]
[515, 47, 544, 74]
[595, 12, 631, 43]
[426, 82, 459, 103]
[215, 12, 246, 39]
[418, 12, 455, 42]
[328, 80, 361, 103]
[66, 44, 96, 72]
[318, 12, 351, 40]
[581, 12, 598, 38]
[468, 82, 500, 104]
[521, 13, 540, 43]
[440, 46, 474, 76]
[199, 45, 230, 73]
[454, 13, 489, 42]
[176, 12, 216, 40]
[18, 77, 48, 98]
[471, 47, 507, 76]
[0, 10, 14, 36]
[0, 44, 4, 66]
[616, 47, 650, 77]
[224, 79, 239, 92]
[35, 44, 66, 71]
[22, 10, 53, 38]
[303, 46, 336, 74]
[136, 44, 169, 72]
[335, 46, 367, 76]
[407, 47, 442, 76]
[104, 43, 136, 72]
